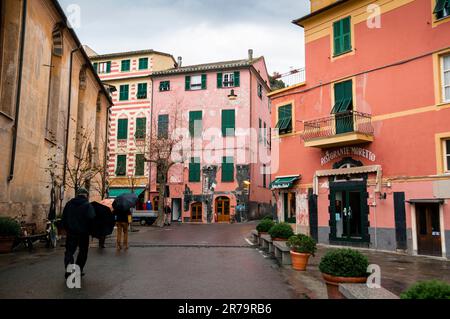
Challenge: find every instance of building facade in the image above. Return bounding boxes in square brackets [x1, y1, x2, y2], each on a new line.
[269, 0, 450, 258]
[89, 49, 175, 204]
[0, 0, 112, 230]
[149, 51, 272, 223]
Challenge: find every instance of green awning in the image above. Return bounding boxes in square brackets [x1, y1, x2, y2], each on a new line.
[270, 176, 300, 190]
[108, 188, 146, 198]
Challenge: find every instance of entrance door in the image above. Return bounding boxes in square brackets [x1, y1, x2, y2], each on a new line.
[416, 204, 442, 257]
[191, 203, 203, 223]
[172, 198, 181, 222]
[216, 197, 230, 223]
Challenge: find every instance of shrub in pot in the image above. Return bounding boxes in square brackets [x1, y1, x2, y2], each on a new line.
[0, 217, 21, 254]
[400, 280, 450, 299]
[319, 248, 369, 299]
[286, 234, 317, 271]
[268, 222, 294, 241]
[256, 219, 275, 235]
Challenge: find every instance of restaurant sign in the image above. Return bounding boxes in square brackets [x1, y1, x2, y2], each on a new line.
[321, 147, 376, 166]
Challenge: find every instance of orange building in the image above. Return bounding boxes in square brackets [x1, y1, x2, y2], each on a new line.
[269, 0, 450, 258]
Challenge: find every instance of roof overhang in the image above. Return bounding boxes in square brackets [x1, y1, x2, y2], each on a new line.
[292, 0, 351, 27]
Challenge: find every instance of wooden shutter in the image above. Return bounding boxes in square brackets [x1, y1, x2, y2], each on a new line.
[117, 119, 128, 140]
[189, 111, 202, 137]
[217, 73, 223, 88]
[93, 63, 98, 72]
[135, 118, 146, 139]
[137, 83, 147, 99]
[222, 110, 235, 136]
[222, 157, 234, 182]
[201, 74, 207, 89]
[116, 155, 127, 176]
[185, 76, 191, 91]
[135, 154, 145, 176]
[234, 71, 240, 87]
[333, 20, 342, 56]
[120, 85, 129, 101]
[342, 17, 351, 53]
[106, 61, 111, 73]
[189, 158, 201, 182]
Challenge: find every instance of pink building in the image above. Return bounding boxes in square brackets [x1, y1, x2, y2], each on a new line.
[149, 51, 272, 223]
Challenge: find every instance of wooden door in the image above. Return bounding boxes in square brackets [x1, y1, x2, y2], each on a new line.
[216, 197, 230, 223]
[416, 204, 442, 257]
[191, 203, 202, 223]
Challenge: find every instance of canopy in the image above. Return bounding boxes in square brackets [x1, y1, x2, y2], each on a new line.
[108, 188, 145, 199]
[270, 175, 300, 190]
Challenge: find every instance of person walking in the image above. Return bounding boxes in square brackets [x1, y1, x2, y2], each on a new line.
[114, 206, 132, 251]
[164, 204, 172, 226]
[62, 188, 95, 279]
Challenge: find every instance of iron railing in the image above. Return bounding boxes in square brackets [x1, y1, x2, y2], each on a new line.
[274, 68, 306, 88]
[302, 111, 374, 142]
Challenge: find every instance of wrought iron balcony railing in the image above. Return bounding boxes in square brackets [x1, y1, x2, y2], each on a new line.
[302, 111, 374, 142]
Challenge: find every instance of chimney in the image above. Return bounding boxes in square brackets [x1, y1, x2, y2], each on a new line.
[177, 56, 182, 68]
[248, 49, 253, 61]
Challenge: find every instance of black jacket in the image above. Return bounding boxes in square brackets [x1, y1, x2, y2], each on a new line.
[114, 208, 131, 223]
[62, 196, 96, 235]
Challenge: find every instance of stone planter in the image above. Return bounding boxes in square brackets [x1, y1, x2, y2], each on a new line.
[290, 251, 311, 271]
[322, 273, 368, 299]
[0, 236, 15, 254]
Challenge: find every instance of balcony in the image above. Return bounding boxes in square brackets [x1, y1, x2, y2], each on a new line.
[302, 111, 374, 149]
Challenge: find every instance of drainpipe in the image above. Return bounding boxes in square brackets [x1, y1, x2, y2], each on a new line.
[148, 77, 155, 202]
[8, 0, 28, 182]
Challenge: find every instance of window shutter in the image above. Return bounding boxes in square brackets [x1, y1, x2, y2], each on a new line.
[93, 63, 98, 72]
[234, 71, 240, 87]
[135, 118, 146, 139]
[342, 17, 351, 52]
[217, 73, 223, 88]
[222, 110, 235, 136]
[158, 115, 169, 139]
[189, 158, 201, 182]
[222, 157, 234, 182]
[118, 119, 128, 140]
[189, 111, 202, 137]
[185, 76, 191, 91]
[333, 21, 342, 55]
[135, 154, 145, 176]
[106, 61, 111, 73]
[116, 155, 127, 176]
[201, 74, 207, 90]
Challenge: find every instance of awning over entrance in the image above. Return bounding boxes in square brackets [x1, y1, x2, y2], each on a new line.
[108, 188, 146, 198]
[270, 175, 301, 190]
[406, 199, 445, 204]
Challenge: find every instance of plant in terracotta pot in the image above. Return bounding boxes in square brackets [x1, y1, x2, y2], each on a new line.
[319, 248, 369, 299]
[256, 219, 275, 236]
[286, 234, 317, 271]
[0, 217, 21, 254]
[268, 222, 294, 241]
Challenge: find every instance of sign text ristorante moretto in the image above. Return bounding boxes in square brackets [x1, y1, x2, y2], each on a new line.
[321, 147, 376, 166]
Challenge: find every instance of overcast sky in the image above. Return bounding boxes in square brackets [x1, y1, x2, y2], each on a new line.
[59, 0, 309, 74]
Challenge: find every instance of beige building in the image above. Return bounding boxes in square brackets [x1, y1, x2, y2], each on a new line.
[89, 49, 175, 204]
[0, 0, 112, 230]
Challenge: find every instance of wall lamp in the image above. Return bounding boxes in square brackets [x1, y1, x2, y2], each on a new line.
[228, 89, 237, 101]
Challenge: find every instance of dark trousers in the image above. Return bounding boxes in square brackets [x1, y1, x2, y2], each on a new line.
[64, 233, 90, 273]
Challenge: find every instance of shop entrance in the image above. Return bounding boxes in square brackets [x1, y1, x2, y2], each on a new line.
[216, 197, 231, 223]
[416, 204, 442, 257]
[191, 202, 203, 223]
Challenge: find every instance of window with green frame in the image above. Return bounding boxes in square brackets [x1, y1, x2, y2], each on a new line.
[121, 60, 130, 72]
[222, 110, 235, 137]
[257, 83, 263, 98]
[217, 71, 240, 88]
[185, 74, 207, 91]
[117, 119, 128, 140]
[135, 117, 146, 139]
[137, 83, 147, 99]
[116, 155, 127, 176]
[135, 154, 145, 176]
[434, 0, 450, 19]
[189, 111, 203, 138]
[139, 58, 149, 70]
[158, 114, 169, 139]
[275, 104, 292, 135]
[331, 80, 353, 114]
[333, 17, 352, 56]
[159, 81, 170, 91]
[189, 157, 201, 182]
[222, 157, 234, 182]
[119, 84, 129, 101]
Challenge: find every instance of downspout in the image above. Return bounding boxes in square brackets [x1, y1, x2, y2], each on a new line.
[104, 100, 112, 199]
[8, 0, 27, 182]
[148, 76, 155, 202]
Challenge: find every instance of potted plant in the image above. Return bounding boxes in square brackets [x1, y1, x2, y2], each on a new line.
[319, 248, 369, 299]
[286, 234, 317, 271]
[0, 217, 21, 254]
[256, 219, 275, 236]
[268, 222, 294, 241]
[400, 280, 450, 299]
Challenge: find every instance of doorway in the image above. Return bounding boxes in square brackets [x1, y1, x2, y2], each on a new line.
[191, 202, 203, 223]
[172, 198, 182, 222]
[416, 204, 442, 257]
[216, 197, 231, 223]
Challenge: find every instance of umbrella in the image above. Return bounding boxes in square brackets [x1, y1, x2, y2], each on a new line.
[90, 202, 115, 238]
[100, 198, 114, 210]
[113, 193, 138, 212]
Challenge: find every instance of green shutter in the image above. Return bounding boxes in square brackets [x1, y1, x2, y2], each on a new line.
[158, 115, 169, 138]
[222, 157, 234, 182]
[93, 63, 98, 72]
[334, 17, 351, 56]
[276, 105, 292, 134]
[185, 76, 191, 91]
[342, 17, 351, 52]
[139, 58, 148, 70]
[234, 71, 240, 87]
[217, 73, 223, 88]
[333, 21, 342, 56]
[119, 85, 129, 101]
[189, 157, 201, 182]
[137, 83, 147, 99]
[332, 80, 353, 113]
[135, 154, 145, 176]
[117, 119, 128, 140]
[121, 60, 130, 72]
[160, 81, 170, 91]
[201, 74, 207, 89]
[135, 118, 146, 139]
[189, 111, 203, 137]
[106, 61, 111, 73]
[434, 0, 446, 13]
[222, 110, 235, 136]
[116, 155, 127, 176]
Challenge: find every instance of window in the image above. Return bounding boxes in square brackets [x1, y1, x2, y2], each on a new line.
[119, 84, 129, 101]
[121, 60, 130, 72]
[117, 119, 128, 140]
[52, 25, 63, 56]
[275, 104, 292, 135]
[135, 154, 145, 176]
[189, 157, 201, 182]
[97, 61, 111, 74]
[135, 117, 146, 139]
[258, 118, 263, 143]
[222, 110, 236, 137]
[137, 83, 147, 99]
[139, 58, 149, 70]
[442, 55, 450, 103]
[263, 164, 267, 188]
[263, 122, 267, 145]
[159, 81, 170, 92]
[258, 83, 263, 98]
[445, 139, 450, 172]
[217, 71, 240, 88]
[222, 157, 234, 182]
[434, 0, 450, 20]
[331, 80, 353, 114]
[189, 111, 203, 138]
[186, 74, 207, 91]
[333, 17, 352, 56]
[158, 114, 169, 139]
[116, 155, 127, 176]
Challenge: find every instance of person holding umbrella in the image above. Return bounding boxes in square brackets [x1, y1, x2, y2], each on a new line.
[113, 193, 137, 251]
[91, 199, 115, 249]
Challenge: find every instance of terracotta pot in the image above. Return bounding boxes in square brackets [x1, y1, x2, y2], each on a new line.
[322, 273, 368, 299]
[272, 238, 288, 242]
[0, 237, 15, 254]
[290, 251, 311, 271]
